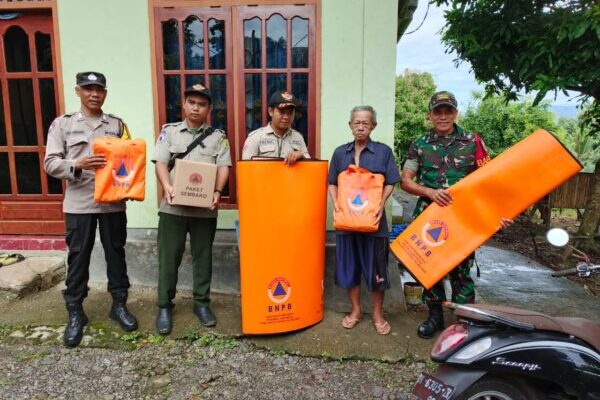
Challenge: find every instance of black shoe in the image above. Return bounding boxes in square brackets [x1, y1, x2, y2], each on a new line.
[417, 307, 444, 339]
[109, 300, 138, 332]
[156, 307, 173, 335]
[64, 303, 88, 348]
[193, 305, 217, 327]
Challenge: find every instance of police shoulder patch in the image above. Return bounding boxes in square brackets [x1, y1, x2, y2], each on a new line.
[157, 131, 167, 143]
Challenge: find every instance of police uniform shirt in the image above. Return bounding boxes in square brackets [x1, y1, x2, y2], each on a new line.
[152, 120, 232, 218]
[44, 111, 127, 214]
[241, 123, 310, 160]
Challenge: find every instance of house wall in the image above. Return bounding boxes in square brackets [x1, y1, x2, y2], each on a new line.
[55, 0, 398, 229]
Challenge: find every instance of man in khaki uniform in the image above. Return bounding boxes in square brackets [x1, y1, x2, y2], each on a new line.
[152, 84, 232, 335]
[242, 90, 310, 164]
[44, 71, 138, 348]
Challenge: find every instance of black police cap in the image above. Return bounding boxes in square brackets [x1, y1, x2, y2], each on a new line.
[76, 71, 106, 88]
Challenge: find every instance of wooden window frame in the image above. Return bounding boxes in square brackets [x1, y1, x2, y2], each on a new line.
[0, 1, 66, 235]
[148, 0, 321, 209]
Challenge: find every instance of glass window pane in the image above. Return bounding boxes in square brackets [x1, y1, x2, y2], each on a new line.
[9, 79, 37, 146]
[292, 73, 308, 142]
[40, 79, 57, 145]
[0, 153, 10, 194]
[162, 20, 180, 70]
[184, 17, 204, 70]
[267, 73, 287, 101]
[4, 26, 31, 72]
[244, 18, 261, 68]
[292, 17, 309, 68]
[0, 88, 6, 146]
[185, 75, 205, 88]
[15, 153, 41, 194]
[266, 14, 287, 68]
[245, 74, 262, 135]
[47, 174, 62, 194]
[208, 19, 225, 70]
[210, 74, 227, 132]
[35, 32, 53, 72]
[165, 75, 181, 123]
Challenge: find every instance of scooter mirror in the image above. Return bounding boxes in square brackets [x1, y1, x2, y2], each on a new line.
[547, 228, 569, 247]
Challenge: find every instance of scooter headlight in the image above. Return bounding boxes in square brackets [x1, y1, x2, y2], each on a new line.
[453, 337, 492, 360]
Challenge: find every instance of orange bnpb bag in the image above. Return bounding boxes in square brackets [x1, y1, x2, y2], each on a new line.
[334, 164, 384, 232]
[93, 136, 146, 203]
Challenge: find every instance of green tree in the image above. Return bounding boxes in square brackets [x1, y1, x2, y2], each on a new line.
[559, 114, 600, 173]
[460, 92, 557, 156]
[394, 71, 436, 163]
[433, 0, 600, 248]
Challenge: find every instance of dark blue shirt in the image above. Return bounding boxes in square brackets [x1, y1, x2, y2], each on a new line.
[328, 140, 401, 237]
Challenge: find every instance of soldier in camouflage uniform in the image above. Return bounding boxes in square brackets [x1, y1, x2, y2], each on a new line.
[401, 91, 510, 339]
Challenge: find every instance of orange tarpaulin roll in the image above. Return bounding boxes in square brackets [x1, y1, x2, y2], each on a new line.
[334, 165, 384, 232]
[237, 160, 328, 334]
[93, 137, 146, 203]
[391, 129, 582, 289]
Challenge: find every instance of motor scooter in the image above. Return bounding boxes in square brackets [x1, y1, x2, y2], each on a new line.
[411, 228, 600, 400]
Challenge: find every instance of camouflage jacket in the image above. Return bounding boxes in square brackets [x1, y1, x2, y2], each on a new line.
[404, 124, 478, 217]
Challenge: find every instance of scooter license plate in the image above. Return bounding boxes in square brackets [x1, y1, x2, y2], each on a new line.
[412, 372, 455, 400]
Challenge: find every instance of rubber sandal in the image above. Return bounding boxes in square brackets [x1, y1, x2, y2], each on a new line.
[0, 253, 25, 267]
[373, 320, 391, 335]
[342, 314, 362, 329]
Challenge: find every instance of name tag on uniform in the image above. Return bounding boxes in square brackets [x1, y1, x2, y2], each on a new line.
[260, 139, 276, 146]
[65, 130, 85, 135]
[105, 131, 120, 137]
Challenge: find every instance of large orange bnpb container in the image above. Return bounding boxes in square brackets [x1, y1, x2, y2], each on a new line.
[391, 130, 582, 289]
[237, 160, 328, 334]
[93, 137, 146, 203]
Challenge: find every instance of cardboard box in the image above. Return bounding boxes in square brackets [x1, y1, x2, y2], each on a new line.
[172, 159, 217, 208]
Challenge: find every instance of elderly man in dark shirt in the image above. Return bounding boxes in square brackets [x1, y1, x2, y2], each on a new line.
[327, 105, 401, 336]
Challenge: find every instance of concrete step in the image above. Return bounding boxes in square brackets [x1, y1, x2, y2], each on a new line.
[0, 252, 66, 298]
[89, 229, 407, 314]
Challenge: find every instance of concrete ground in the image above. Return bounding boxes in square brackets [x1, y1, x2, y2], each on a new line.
[0, 284, 433, 361]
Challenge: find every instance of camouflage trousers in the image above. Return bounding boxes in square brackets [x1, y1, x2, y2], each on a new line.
[422, 253, 475, 307]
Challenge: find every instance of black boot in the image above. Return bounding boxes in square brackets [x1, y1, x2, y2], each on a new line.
[156, 307, 173, 335]
[418, 304, 444, 339]
[109, 292, 138, 332]
[193, 304, 217, 327]
[64, 303, 88, 348]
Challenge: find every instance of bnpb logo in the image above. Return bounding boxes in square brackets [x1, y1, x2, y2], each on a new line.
[422, 220, 449, 247]
[188, 173, 203, 185]
[111, 158, 134, 186]
[346, 193, 368, 212]
[267, 277, 291, 304]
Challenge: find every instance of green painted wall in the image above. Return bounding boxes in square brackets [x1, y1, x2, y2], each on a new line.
[56, 0, 157, 228]
[320, 0, 399, 228]
[55, 0, 398, 229]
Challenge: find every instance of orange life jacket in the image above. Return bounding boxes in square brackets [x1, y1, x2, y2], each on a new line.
[334, 164, 384, 233]
[93, 136, 146, 203]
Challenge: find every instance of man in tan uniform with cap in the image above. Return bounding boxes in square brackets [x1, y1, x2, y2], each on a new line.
[44, 72, 138, 348]
[242, 90, 310, 164]
[152, 84, 232, 335]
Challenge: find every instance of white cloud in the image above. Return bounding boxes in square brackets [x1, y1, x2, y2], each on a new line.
[396, 2, 577, 109]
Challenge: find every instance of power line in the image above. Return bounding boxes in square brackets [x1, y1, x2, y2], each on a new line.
[404, 2, 430, 35]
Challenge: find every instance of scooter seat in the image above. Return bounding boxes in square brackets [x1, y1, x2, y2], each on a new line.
[456, 304, 600, 352]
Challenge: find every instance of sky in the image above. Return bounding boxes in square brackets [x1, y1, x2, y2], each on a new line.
[396, 3, 578, 115]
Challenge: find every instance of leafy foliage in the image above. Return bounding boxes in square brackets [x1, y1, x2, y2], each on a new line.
[559, 104, 600, 172]
[394, 71, 437, 162]
[432, 0, 600, 104]
[459, 92, 558, 156]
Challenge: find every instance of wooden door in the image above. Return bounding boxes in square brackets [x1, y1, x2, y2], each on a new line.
[0, 11, 63, 235]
